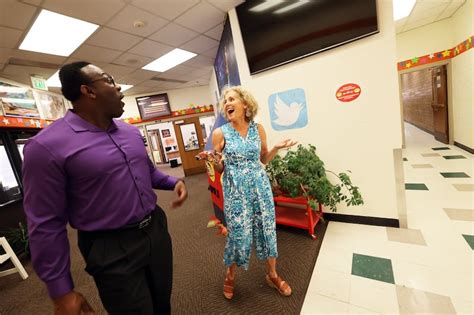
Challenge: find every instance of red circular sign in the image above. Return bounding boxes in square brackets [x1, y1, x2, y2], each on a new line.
[336, 83, 361, 102]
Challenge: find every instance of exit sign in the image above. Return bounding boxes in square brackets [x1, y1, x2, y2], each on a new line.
[31, 76, 48, 91]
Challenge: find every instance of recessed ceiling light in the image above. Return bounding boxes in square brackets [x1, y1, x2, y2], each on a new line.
[46, 71, 61, 87]
[393, 0, 416, 21]
[119, 84, 133, 92]
[19, 9, 98, 57]
[142, 48, 197, 72]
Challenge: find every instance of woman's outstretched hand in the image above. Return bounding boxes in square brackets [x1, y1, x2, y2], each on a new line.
[274, 139, 298, 150]
[195, 150, 223, 165]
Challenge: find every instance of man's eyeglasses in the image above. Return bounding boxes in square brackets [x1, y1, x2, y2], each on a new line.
[86, 73, 116, 86]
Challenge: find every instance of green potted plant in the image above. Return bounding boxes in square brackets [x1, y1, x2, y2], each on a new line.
[266, 144, 363, 212]
[2, 222, 29, 256]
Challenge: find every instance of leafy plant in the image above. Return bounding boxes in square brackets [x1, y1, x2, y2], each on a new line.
[2, 222, 29, 255]
[266, 144, 363, 212]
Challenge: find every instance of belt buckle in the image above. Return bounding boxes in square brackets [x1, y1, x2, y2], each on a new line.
[138, 216, 151, 229]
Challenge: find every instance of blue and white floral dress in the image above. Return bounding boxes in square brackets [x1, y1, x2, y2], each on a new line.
[221, 121, 278, 269]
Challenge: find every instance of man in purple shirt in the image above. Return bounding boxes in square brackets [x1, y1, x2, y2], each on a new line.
[22, 61, 188, 315]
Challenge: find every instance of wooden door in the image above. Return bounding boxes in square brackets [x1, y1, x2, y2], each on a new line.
[173, 117, 206, 176]
[431, 65, 449, 143]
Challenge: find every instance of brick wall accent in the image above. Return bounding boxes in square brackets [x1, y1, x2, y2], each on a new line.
[401, 69, 434, 133]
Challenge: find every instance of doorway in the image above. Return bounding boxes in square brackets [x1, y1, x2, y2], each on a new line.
[400, 64, 449, 144]
[173, 117, 207, 176]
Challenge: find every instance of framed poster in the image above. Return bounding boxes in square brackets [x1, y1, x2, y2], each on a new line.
[214, 16, 241, 96]
[136, 93, 171, 120]
[34, 91, 67, 120]
[0, 81, 40, 118]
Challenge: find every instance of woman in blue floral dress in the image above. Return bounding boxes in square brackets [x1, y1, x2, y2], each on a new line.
[208, 86, 296, 300]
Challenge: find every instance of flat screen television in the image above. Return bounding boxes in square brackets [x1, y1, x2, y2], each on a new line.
[236, 0, 379, 74]
[136, 93, 171, 120]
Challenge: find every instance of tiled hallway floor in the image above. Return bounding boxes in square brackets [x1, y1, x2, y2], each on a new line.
[301, 123, 473, 314]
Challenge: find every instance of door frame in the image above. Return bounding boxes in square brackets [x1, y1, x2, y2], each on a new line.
[397, 59, 454, 147]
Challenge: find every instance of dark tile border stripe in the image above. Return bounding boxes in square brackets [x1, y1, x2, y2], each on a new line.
[454, 141, 474, 154]
[432, 147, 450, 151]
[324, 213, 400, 228]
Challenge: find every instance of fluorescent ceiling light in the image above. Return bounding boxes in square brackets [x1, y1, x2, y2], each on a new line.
[19, 9, 98, 57]
[142, 48, 197, 72]
[46, 71, 61, 87]
[273, 0, 310, 14]
[393, 0, 416, 21]
[119, 84, 133, 92]
[249, 0, 284, 12]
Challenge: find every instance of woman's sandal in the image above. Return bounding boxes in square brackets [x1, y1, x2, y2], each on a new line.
[223, 276, 234, 300]
[266, 274, 292, 296]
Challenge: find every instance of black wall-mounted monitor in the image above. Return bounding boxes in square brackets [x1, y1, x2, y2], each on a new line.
[236, 0, 379, 74]
[136, 93, 172, 120]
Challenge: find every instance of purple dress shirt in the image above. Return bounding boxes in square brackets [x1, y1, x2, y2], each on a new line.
[22, 110, 179, 299]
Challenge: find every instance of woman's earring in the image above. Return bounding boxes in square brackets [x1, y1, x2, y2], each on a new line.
[245, 108, 251, 118]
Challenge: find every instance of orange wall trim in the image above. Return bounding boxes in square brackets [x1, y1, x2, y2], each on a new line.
[397, 35, 473, 71]
[0, 104, 214, 129]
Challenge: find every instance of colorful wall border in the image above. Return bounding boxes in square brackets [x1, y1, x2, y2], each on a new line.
[397, 36, 473, 71]
[0, 104, 215, 129]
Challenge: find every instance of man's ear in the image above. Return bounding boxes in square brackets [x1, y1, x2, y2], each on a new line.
[79, 84, 96, 99]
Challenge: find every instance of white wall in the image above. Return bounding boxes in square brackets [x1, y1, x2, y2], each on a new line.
[451, 0, 473, 148]
[396, 0, 473, 149]
[396, 18, 454, 61]
[222, 0, 402, 219]
[122, 85, 213, 119]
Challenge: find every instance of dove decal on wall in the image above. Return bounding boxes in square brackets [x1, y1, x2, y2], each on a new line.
[268, 88, 308, 131]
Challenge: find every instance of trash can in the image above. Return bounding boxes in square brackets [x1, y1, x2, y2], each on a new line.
[170, 159, 178, 168]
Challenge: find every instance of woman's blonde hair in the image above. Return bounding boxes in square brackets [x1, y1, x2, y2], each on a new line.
[219, 86, 258, 121]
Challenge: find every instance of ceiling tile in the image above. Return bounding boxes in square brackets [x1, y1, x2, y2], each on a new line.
[43, 0, 126, 24]
[0, 27, 23, 49]
[123, 85, 153, 96]
[128, 39, 174, 59]
[113, 52, 153, 68]
[175, 2, 225, 33]
[438, 0, 466, 19]
[187, 65, 213, 78]
[125, 68, 157, 81]
[2, 64, 57, 83]
[131, 0, 199, 20]
[409, 4, 446, 21]
[64, 58, 108, 69]
[205, 23, 223, 40]
[139, 79, 165, 88]
[201, 46, 218, 58]
[149, 22, 199, 47]
[86, 27, 142, 51]
[180, 35, 219, 54]
[183, 54, 214, 68]
[71, 44, 123, 63]
[20, 0, 42, 6]
[0, 1, 37, 30]
[0, 48, 14, 64]
[102, 64, 136, 78]
[12, 49, 66, 65]
[106, 5, 168, 37]
[403, 16, 437, 32]
[206, 0, 244, 13]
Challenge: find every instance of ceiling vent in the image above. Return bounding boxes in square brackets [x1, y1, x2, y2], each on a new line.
[150, 76, 188, 84]
[7, 58, 61, 69]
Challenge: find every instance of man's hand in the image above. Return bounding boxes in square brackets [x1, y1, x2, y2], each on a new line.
[171, 180, 188, 208]
[53, 291, 94, 315]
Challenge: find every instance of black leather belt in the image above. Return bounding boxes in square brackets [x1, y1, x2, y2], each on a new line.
[122, 214, 152, 230]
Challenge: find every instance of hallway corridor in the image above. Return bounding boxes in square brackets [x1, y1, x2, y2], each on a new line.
[301, 123, 473, 314]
